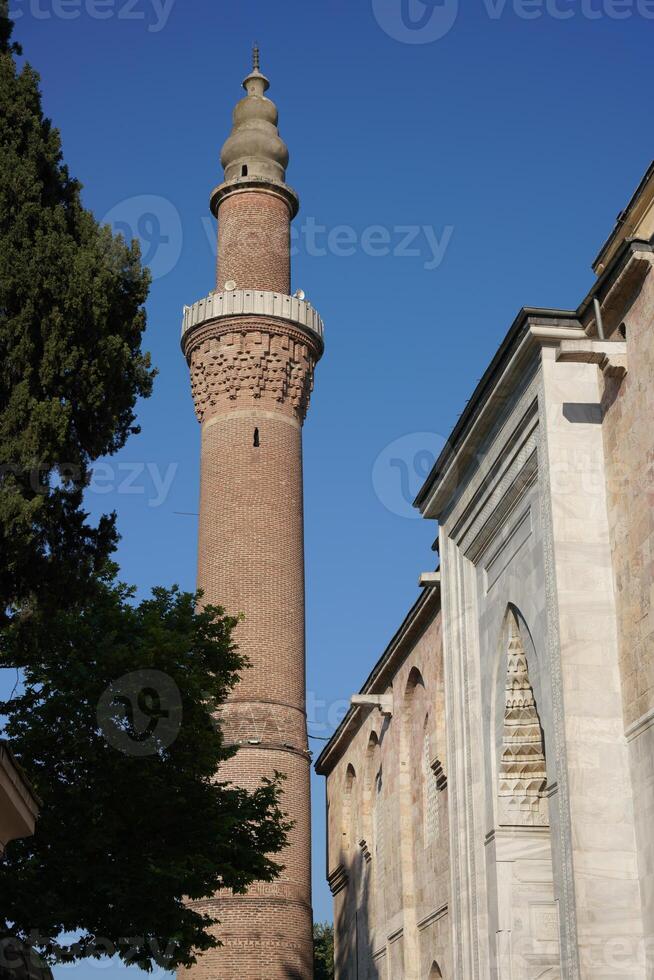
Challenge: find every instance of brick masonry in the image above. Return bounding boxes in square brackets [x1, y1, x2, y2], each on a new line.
[217, 191, 291, 294]
[180, 97, 322, 976]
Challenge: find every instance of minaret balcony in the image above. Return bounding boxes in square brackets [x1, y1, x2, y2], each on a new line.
[181, 288, 325, 346]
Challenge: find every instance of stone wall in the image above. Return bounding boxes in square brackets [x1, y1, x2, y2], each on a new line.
[600, 255, 654, 950]
[601, 258, 654, 728]
[324, 593, 451, 980]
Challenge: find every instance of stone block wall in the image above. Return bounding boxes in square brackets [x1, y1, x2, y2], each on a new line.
[324, 595, 451, 980]
[600, 255, 654, 951]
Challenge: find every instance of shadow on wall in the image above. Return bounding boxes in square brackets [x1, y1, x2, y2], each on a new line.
[334, 851, 379, 980]
[281, 940, 314, 980]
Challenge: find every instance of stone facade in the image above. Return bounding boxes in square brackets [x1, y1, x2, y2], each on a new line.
[318, 161, 654, 979]
[317, 589, 451, 979]
[180, 52, 323, 980]
[0, 740, 38, 859]
[595, 164, 654, 955]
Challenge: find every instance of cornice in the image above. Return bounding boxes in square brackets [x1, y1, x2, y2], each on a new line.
[181, 289, 324, 361]
[182, 314, 323, 364]
[210, 176, 299, 220]
[416, 239, 653, 521]
[592, 161, 654, 274]
[416, 313, 583, 520]
[0, 740, 40, 812]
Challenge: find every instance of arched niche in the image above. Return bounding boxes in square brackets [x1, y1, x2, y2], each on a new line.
[342, 763, 357, 855]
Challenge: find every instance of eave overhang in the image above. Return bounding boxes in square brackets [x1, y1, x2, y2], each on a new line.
[415, 238, 654, 521]
[592, 160, 654, 274]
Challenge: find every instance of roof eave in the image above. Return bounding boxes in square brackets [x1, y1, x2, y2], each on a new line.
[314, 585, 440, 776]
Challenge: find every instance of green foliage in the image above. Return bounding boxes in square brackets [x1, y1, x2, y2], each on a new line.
[0, 0, 154, 624]
[0, 577, 290, 970]
[313, 921, 334, 980]
[0, 6, 290, 970]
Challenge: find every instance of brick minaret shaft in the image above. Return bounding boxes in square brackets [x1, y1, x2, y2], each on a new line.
[180, 49, 324, 980]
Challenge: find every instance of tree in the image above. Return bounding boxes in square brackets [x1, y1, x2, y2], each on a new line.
[0, 6, 289, 970]
[0, 576, 289, 970]
[313, 922, 334, 980]
[0, 0, 153, 625]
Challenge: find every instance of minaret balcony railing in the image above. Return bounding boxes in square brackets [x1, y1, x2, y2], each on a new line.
[181, 289, 324, 343]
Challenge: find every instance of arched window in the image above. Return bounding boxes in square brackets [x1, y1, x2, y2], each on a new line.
[363, 731, 380, 847]
[428, 961, 443, 978]
[403, 667, 427, 831]
[342, 764, 356, 853]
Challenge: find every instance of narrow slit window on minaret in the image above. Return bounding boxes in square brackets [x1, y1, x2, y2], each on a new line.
[253, 427, 260, 448]
[241, 165, 248, 176]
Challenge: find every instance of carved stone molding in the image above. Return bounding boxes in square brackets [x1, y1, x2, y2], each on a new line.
[446, 378, 540, 557]
[465, 449, 538, 565]
[187, 323, 317, 423]
[181, 289, 324, 343]
[498, 615, 549, 827]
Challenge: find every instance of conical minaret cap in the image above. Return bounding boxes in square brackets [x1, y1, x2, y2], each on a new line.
[220, 46, 290, 184]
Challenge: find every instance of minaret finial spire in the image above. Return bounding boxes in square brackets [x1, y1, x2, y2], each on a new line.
[252, 42, 260, 73]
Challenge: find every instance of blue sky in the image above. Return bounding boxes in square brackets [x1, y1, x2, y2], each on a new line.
[3, 0, 653, 975]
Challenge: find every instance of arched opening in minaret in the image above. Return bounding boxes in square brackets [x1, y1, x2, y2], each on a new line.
[253, 427, 260, 448]
[241, 164, 248, 176]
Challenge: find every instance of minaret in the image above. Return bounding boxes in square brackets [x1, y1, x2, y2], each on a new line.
[180, 48, 323, 979]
